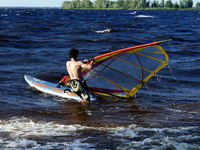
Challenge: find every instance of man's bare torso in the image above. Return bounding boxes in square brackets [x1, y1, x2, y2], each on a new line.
[67, 58, 93, 81]
[67, 60, 83, 80]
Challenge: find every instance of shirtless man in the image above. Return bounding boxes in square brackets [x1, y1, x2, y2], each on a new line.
[67, 48, 94, 104]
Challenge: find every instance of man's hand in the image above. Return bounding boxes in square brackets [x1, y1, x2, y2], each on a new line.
[90, 57, 94, 62]
[82, 57, 94, 64]
[82, 59, 91, 64]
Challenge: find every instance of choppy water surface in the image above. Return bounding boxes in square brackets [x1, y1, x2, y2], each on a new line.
[0, 9, 200, 149]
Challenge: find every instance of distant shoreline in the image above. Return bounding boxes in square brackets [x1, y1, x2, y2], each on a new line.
[61, 8, 199, 10]
[0, 7, 199, 11]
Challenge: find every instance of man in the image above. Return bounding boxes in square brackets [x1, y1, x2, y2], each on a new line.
[67, 48, 94, 104]
[133, 11, 138, 17]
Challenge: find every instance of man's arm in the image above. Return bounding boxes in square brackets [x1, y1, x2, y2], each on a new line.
[80, 59, 94, 70]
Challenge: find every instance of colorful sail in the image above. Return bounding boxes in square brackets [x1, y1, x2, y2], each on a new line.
[64, 40, 170, 98]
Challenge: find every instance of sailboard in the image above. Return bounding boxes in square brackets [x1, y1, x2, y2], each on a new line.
[63, 39, 170, 98]
[24, 75, 97, 101]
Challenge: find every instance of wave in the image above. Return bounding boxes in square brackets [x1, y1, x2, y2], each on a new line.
[167, 49, 200, 56]
[135, 15, 154, 18]
[173, 37, 200, 43]
[92, 28, 116, 33]
[0, 117, 199, 149]
[92, 28, 135, 34]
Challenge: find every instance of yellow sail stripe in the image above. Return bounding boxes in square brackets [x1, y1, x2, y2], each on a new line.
[134, 52, 166, 63]
[112, 56, 153, 73]
[98, 62, 142, 82]
[143, 62, 168, 83]
[88, 71, 131, 93]
[156, 45, 169, 63]
[128, 45, 165, 54]
[136, 50, 164, 54]
[130, 82, 144, 96]
[129, 60, 168, 97]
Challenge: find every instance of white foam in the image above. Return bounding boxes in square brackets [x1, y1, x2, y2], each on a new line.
[166, 108, 198, 114]
[0, 117, 99, 149]
[0, 117, 199, 149]
[1, 14, 8, 17]
[0, 117, 81, 137]
[5, 139, 39, 149]
[92, 29, 112, 33]
[135, 15, 154, 18]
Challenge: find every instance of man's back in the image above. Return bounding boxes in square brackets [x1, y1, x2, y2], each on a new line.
[67, 60, 83, 80]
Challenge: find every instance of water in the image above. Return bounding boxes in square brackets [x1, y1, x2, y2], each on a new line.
[0, 8, 200, 149]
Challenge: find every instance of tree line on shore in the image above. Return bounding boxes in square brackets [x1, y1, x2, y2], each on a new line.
[61, 0, 200, 9]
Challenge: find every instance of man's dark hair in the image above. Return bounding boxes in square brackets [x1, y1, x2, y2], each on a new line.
[69, 48, 79, 59]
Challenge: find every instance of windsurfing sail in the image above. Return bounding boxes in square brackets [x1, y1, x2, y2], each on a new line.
[63, 39, 170, 98]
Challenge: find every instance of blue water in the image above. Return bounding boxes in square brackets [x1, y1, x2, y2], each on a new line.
[0, 9, 200, 149]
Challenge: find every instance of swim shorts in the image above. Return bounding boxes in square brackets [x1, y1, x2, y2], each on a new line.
[70, 79, 90, 102]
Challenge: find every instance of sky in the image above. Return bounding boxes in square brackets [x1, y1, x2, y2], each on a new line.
[0, 0, 199, 7]
[0, 0, 64, 7]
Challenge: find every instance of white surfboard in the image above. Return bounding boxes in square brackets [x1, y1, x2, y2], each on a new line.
[24, 75, 97, 101]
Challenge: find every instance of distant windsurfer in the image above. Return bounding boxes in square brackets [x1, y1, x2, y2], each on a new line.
[133, 11, 138, 17]
[66, 48, 94, 104]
